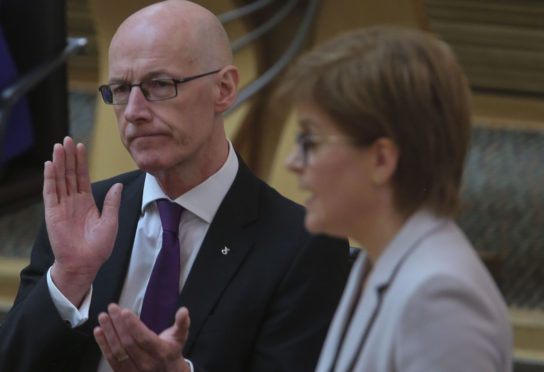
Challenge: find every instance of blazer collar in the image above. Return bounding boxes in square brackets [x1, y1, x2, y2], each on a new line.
[322, 209, 449, 371]
[370, 208, 449, 291]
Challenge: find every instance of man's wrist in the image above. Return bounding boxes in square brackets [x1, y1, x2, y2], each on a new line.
[50, 262, 95, 307]
[46, 267, 92, 327]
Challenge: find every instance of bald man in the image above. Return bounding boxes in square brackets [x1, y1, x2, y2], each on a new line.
[0, 1, 350, 371]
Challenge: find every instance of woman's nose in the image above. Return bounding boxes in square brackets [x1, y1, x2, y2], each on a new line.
[286, 146, 304, 173]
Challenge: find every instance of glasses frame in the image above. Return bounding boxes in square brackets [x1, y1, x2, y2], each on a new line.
[295, 132, 356, 165]
[98, 69, 221, 105]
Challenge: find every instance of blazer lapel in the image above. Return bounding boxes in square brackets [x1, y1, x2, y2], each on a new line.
[333, 209, 449, 371]
[181, 157, 259, 353]
[334, 257, 384, 372]
[316, 252, 370, 372]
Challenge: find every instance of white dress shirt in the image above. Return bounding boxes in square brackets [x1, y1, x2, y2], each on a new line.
[47, 140, 238, 371]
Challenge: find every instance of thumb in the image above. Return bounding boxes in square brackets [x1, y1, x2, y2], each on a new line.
[171, 307, 191, 345]
[101, 183, 123, 222]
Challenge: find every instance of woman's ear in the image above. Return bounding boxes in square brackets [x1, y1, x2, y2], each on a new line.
[370, 137, 399, 186]
[215, 65, 239, 113]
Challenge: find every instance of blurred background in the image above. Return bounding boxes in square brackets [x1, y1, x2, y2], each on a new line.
[0, 0, 543, 370]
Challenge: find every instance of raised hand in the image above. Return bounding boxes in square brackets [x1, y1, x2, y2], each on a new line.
[44, 136, 122, 306]
[94, 304, 191, 372]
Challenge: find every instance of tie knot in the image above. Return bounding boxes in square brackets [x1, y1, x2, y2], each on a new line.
[156, 199, 184, 233]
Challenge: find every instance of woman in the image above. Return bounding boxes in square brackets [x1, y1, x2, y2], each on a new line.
[280, 27, 512, 371]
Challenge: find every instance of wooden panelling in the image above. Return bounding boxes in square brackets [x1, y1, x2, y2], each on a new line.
[425, 0, 544, 96]
[0, 258, 27, 312]
[510, 308, 544, 361]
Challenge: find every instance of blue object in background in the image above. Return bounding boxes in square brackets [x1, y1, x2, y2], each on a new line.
[0, 23, 35, 164]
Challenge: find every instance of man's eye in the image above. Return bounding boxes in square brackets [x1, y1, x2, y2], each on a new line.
[149, 80, 174, 89]
[112, 84, 130, 94]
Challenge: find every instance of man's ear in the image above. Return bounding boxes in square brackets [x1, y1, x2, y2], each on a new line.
[215, 65, 239, 113]
[370, 137, 399, 186]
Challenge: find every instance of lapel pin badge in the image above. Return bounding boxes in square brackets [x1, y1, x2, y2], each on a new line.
[221, 246, 230, 255]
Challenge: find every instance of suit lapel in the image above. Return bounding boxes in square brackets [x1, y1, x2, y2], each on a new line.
[181, 157, 259, 353]
[85, 172, 145, 331]
[333, 209, 449, 371]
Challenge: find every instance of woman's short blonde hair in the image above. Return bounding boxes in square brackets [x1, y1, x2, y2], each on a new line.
[278, 26, 472, 217]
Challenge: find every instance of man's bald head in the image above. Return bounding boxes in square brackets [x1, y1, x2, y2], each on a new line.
[110, 0, 232, 71]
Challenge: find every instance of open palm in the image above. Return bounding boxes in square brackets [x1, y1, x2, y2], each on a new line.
[43, 137, 122, 305]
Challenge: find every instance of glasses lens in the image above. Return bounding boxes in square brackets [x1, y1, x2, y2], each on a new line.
[99, 85, 114, 104]
[143, 79, 177, 101]
[98, 78, 181, 105]
[111, 83, 133, 105]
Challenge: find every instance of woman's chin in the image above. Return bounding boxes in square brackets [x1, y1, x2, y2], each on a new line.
[304, 214, 327, 235]
[305, 214, 348, 239]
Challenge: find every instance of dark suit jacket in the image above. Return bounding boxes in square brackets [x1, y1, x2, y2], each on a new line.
[0, 156, 350, 372]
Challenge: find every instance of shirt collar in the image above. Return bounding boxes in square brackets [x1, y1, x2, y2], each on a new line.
[141, 139, 239, 223]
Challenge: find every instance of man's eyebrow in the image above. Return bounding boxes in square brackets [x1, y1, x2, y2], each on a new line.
[107, 78, 129, 84]
[108, 71, 176, 84]
[144, 71, 175, 79]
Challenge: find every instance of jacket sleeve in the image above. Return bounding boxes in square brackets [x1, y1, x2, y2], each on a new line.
[246, 234, 350, 372]
[0, 223, 92, 372]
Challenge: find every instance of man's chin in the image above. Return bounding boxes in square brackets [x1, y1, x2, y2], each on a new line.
[130, 149, 169, 171]
[133, 158, 169, 174]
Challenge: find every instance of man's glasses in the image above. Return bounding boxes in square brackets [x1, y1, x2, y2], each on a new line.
[98, 69, 221, 105]
[295, 132, 355, 165]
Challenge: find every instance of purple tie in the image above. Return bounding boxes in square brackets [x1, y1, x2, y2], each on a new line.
[140, 199, 183, 334]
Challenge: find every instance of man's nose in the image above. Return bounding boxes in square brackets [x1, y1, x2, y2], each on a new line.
[124, 86, 151, 122]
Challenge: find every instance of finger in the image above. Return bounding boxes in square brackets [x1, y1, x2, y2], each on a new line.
[43, 161, 59, 208]
[101, 183, 123, 225]
[106, 308, 162, 370]
[52, 143, 67, 198]
[94, 325, 133, 371]
[63, 137, 77, 196]
[97, 306, 129, 363]
[122, 309, 187, 370]
[94, 325, 114, 361]
[121, 309, 159, 355]
[75, 142, 91, 193]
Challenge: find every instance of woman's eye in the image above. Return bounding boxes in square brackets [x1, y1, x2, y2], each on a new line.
[305, 139, 319, 149]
